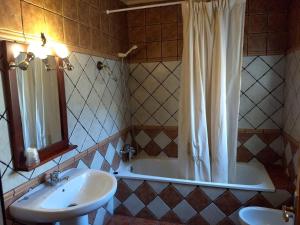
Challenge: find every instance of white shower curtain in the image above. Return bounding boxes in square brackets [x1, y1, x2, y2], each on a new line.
[178, 0, 245, 183]
[16, 55, 62, 150]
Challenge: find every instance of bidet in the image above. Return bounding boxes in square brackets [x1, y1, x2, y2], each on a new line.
[239, 207, 294, 225]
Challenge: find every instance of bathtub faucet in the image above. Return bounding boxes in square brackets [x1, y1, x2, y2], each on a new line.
[120, 144, 136, 162]
[282, 205, 294, 222]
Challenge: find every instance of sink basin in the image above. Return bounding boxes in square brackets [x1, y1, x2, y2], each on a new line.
[239, 207, 294, 225]
[10, 168, 117, 225]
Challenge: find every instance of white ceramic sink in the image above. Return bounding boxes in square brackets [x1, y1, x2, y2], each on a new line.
[239, 207, 294, 225]
[10, 168, 117, 225]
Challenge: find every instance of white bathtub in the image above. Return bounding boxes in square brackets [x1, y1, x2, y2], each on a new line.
[117, 158, 275, 192]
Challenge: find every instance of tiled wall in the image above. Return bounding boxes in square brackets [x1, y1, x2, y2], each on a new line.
[127, 0, 289, 63]
[0, 0, 128, 58]
[288, 0, 300, 51]
[283, 0, 300, 194]
[129, 56, 285, 129]
[0, 52, 132, 224]
[284, 51, 300, 141]
[283, 50, 300, 190]
[132, 126, 284, 166]
[129, 55, 285, 163]
[114, 177, 292, 225]
[127, 5, 182, 62]
[244, 0, 289, 56]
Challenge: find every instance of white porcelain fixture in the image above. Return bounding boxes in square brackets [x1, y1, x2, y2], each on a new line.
[118, 157, 275, 192]
[239, 207, 294, 225]
[9, 168, 117, 225]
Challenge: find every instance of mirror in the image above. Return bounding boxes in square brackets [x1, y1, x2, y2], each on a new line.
[15, 53, 62, 150]
[0, 41, 76, 171]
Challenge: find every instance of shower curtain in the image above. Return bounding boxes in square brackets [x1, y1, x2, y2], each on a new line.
[16, 56, 62, 150]
[178, 0, 245, 183]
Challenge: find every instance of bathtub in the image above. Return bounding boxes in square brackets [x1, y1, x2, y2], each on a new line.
[117, 158, 275, 192]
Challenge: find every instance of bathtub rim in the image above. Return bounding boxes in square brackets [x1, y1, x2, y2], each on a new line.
[116, 159, 275, 192]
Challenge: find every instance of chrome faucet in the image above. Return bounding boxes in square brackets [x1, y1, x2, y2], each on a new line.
[49, 171, 69, 186]
[120, 144, 136, 162]
[282, 205, 294, 222]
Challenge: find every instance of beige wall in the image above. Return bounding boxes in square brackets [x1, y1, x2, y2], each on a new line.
[0, 0, 129, 58]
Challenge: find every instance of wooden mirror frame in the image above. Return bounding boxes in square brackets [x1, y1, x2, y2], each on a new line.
[0, 41, 76, 171]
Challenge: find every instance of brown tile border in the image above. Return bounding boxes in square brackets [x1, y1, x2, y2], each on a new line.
[238, 129, 281, 134]
[133, 126, 281, 138]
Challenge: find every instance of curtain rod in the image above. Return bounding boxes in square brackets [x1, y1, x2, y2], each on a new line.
[106, 1, 184, 14]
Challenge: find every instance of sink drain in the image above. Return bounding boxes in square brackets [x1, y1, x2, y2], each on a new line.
[67, 203, 78, 207]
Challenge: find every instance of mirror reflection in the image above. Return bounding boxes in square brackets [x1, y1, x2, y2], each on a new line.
[15, 53, 62, 151]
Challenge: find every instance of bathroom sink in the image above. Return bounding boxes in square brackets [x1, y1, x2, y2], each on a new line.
[9, 168, 117, 225]
[239, 207, 294, 225]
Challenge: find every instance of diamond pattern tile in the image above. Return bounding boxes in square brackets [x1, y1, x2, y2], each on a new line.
[244, 194, 272, 208]
[237, 146, 253, 162]
[152, 64, 171, 83]
[246, 57, 270, 79]
[130, 57, 284, 129]
[284, 49, 300, 182]
[218, 218, 236, 225]
[201, 187, 226, 201]
[134, 126, 283, 167]
[115, 178, 293, 224]
[153, 132, 172, 149]
[131, 56, 285, 160]
[161, 211, 182, 223]
[186, 187, 211, 212]
[135, 131, 151, 148]
[256, 147, 281, 165]
[173, 200, 197, 223]
[123, 194, 145, 216]
[135, 182, 157, 205]
[214, 191, 241, 215]
[148, 196, 170, 219]
[123, 179, 143, 192]
[0, 53, 128, 191]
[187, 214, 209, 225]
[159, 185, 183, 209]
[200, 203, 226, 225]
[243, 135, 267, 155]
[135, 207, 156, 220]
[148, 181, 169, 194]
[0, 44, 294, 225]
[144, 140, 162, 156]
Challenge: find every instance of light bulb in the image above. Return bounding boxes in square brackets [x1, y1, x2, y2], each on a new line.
[27, 42, 40, 56]
[12, 44, 23, 58]
[38, 46, 50, 59]
[27, 42, 50, 59]
[54, 43, 69, 59]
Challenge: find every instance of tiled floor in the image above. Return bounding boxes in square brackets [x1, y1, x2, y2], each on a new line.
[105, 215, 184, 225]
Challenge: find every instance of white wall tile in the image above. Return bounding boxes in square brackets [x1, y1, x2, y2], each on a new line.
[130, 56, 285, 130]
[0, 52, 130, 193]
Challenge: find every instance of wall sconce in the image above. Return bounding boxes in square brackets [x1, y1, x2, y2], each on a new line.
[9, 52, 35, 71]
[9, 33, 73, 71]
[54, 44, 74, 71]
